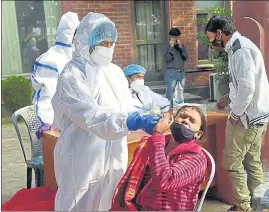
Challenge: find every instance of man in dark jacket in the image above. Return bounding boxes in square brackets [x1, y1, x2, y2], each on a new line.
[164, 28, 188, 106]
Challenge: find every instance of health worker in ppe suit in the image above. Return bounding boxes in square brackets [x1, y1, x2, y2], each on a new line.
[31, 12, 80, 136]
[124, 64, 170, 114]
[51, 12, 161, 211]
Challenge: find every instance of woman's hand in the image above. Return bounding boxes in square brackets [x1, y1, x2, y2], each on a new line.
[152, 113, 174, 134]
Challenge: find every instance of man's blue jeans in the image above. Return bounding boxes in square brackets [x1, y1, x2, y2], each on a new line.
[165, 70, 185, 105]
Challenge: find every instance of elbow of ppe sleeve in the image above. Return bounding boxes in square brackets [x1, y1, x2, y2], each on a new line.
[88, 114, 129, 140]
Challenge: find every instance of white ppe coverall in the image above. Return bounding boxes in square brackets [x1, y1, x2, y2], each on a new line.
[31, 12, 80, 125]
[51, 12, 135, 211]
[123, 64, 170, 113]
[131, 87, 170, 113]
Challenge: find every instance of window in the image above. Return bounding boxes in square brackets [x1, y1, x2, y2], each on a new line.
[196, 1, 225, 10]
[196, 0, 225, 65]
[197, 13, 209, 61]
[132, 0, 167, 81]
[2, 1, 61, 76]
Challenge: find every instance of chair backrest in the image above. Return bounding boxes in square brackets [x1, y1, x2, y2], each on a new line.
[195, 148, 216, 211]
[12, 105, 42, 161]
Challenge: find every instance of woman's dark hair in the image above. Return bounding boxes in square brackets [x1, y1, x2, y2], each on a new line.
[174, 105, 206, 140]
[205, 16, 234, 36]
[169, 27, 181, 36]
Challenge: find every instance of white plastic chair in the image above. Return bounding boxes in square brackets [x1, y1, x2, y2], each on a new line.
[195, 148, 216, 211]
[12, 105, 44, 189]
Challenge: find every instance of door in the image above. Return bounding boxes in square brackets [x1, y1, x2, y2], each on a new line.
[131, 0, 167, 82]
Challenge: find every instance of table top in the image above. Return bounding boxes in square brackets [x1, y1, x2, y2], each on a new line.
[43, 111, 228, 143]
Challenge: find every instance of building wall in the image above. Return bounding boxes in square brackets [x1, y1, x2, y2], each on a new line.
[233, 0, 269, 77]
[169, 1, 197, 71]
[69, 0, 215, 87]
[71, 1, 198, 70]
[168, 1, 210, 87]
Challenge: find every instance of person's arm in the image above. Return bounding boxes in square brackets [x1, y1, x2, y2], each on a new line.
[179, 44, 188, 61]
[53, 64, 130, 140]
[31, 73, 44, 93]
[31, 61, 59, 125]
[149, 89, 170, 112]
[164, 42, 177, 63]
[31, 61, 59, 92]
[147, 134, 206, 191]
[229, 49, 256, 120]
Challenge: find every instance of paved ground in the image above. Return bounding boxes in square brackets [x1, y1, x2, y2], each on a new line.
[1, 123, 35, 203]
[1, 101, 232, 210]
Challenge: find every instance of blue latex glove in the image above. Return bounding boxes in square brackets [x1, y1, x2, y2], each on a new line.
[126, 112, 141, 131]
[139, 115, 161, 135]
[36, 123, 51, 139]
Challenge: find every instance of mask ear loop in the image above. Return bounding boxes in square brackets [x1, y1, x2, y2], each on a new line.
[89, 45, 95, 54]
[127, 77, 132, 85]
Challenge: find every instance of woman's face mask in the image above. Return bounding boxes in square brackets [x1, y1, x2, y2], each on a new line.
[130, 79, 145, 93]
[170, 122, 196, 143]
[90, 44, 115, 66]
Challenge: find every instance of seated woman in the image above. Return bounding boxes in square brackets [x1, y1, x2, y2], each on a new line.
[123, 64, 170, 114]
[111, 105, 208, 211]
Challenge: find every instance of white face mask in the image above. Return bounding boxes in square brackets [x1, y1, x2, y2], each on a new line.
[90, 45, 115, 66]
[130, 79, 145, 93]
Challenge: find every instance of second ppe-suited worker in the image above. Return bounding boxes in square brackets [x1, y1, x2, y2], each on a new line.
[31, 12, 80, 129]
[51, 12, 161, 211]
[123, 64, 170, 114]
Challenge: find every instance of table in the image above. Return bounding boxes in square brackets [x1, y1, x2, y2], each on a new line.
[42, 112, 246, 204]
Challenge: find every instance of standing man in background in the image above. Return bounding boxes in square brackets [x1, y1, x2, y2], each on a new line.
[22, 37, 40, 73]
[205, 16, 269, 211]
[164, 27, 188, 107]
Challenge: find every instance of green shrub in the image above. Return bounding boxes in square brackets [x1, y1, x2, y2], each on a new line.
[2, 75, 32, 113]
